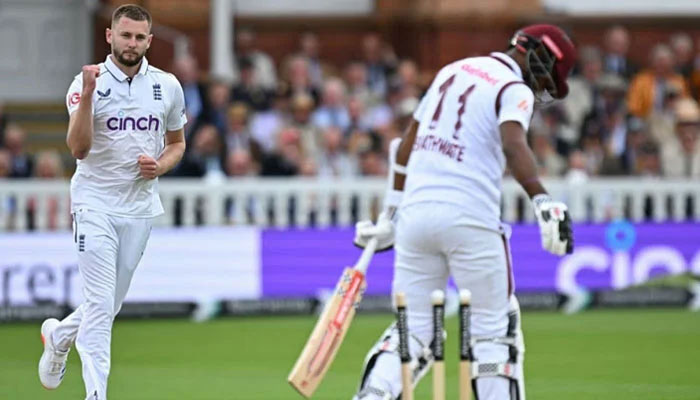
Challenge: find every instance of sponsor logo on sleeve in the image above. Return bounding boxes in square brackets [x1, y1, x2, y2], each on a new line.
[68, 92, 81, 106]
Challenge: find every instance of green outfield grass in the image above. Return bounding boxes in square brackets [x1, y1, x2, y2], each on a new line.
[1, 309, 699, 399]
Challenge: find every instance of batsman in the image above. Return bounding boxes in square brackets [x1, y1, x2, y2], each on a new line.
[353, 25, 576, 400]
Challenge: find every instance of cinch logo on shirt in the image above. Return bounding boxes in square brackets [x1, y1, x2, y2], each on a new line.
[106, 115, 161, 131]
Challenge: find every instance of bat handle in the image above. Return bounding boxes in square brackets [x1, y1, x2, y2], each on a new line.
[355, 237, 378, 274]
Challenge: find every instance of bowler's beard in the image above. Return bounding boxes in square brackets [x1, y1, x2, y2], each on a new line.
[113, 47, 145, 67]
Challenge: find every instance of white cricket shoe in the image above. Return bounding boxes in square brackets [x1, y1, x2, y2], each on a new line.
[38, 318, 69, 390]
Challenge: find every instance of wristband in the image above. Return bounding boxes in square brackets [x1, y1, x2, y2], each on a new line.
[532, 193, 552, 209]
[393, 163, 407, 175]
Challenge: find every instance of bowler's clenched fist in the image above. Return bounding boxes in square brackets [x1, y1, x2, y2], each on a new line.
[138, 154, 160, 179]
[81, 65, 100, 95]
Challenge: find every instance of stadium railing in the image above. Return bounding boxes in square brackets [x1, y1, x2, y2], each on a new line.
[0, 178, 699, 232]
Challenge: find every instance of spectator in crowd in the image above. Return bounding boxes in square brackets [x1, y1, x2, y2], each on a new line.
[563, 46, 604, 146]
[530, 129, 565, 177]
[249, 89, 288, 153]
[361, 33, 397, 97]
[288, 93, 323, 161]
[172, 54, 206, 129]
[648, 80, 684, 145]
[193, 77, 231, 137]
[603, 25, 638, 79]
[628, 44, 689, 118]
[670, 33, 694, 79]
[260, 127, 301, 176]
[0, 148, 14, 231]
[0, 102, 7, 146]
[600, 75, 629, 156]
[282, 55, 320, 105]
[225, 149, 258, 177]
[661, 98, 700, 177]
[3, 124, 33, 178]
[346, 96, 372, 135]
[176, 124, 226, 179]
[365, 80, 405, 131]
[233, 27, 277, 90]
[298, 32, 325, 88]
[358, 148, 386, 176]
[231, 56, 273, 111]
[619, 116, 649, 174]
[224, 103, 261, 161]
[317, 126, 358, 178]
[691, 40, 700, 100]
[344, 61, 375, 106]
[579, 129, 605, 176]
[34, 151, 64, 179]
[0, 148, 12, 178]
[396, 59, 421, 99]
[577, 74, 630, 175]
[531, 103, 570, 156]
[636, 140, 662, 177]
[312, 78, 351, 132]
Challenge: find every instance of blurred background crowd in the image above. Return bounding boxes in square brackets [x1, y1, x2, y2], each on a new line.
[168, 29, 416, 182]
[2, 25, 700, 184]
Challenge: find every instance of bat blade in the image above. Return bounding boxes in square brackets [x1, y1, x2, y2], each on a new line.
[288, 267, 367, 398]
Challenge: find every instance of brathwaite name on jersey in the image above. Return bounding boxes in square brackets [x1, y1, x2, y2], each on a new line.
[413, 134, 466, 162]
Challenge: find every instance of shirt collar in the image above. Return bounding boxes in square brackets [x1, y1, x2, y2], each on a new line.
[489, 52, 523, 79]
[104, 55, 149, 82]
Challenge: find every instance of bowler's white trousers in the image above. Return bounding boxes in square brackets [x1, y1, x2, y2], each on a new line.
[52, 209, 152, 400]
[394, 202, 520, 399]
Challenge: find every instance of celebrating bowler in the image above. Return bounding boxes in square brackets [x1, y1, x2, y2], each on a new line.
[38, 5, 186, 400]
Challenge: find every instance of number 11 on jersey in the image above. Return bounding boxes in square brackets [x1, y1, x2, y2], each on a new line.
[428, 73, 476, 140]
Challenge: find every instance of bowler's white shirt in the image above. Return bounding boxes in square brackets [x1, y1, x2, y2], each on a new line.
[403, 52, 535, 231]
[66, 56, 186, 217]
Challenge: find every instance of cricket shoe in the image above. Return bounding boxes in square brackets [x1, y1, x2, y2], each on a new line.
[38, 318, 69, 390]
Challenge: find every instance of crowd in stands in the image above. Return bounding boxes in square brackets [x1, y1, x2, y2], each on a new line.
[2, 25, 700, 183]
[168, 29, 416, 182]
[0, 109, 65, 181]
[540, 26, 700, 182]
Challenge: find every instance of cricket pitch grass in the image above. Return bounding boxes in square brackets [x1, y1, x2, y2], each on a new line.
[2, 309, 699, 399]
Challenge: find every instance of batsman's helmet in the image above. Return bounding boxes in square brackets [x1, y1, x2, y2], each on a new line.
[510, 24, 576, 103]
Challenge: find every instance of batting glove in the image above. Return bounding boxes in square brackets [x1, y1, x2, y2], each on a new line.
[532, 194, 574, 255]
[354, 211, 395, 252]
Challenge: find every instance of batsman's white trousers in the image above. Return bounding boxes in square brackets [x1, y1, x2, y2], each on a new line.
[52, 209, 152, 400]
[394, 202, 517, 399]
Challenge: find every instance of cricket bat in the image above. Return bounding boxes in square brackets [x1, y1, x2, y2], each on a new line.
[288, 238, 378, 398]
